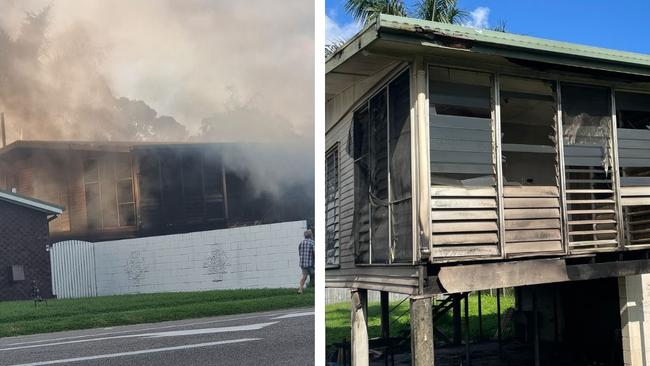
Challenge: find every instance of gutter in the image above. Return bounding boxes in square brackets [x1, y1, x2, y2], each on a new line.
[376, 15, 650, 78]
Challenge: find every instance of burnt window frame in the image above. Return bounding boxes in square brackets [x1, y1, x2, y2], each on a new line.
[351, 66, 414, 265]
[613, 89, 650, 247]
[325, 144, 340, 268]
[83, 154, 137, 230]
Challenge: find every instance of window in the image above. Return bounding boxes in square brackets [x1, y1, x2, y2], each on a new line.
[501, 77, 558, 185]
[352, 69, 412, 264]
[500, 76, 562, 254]
[428, 67, 499, 258]
[353, 106, 371, 263]
[429, 67, 494, 186]
[616, 91, 650, 185]
[325, 145, 339, 267]
[83, 155, 136, 230]
[616, 91, 650, 246]
[142, 149, 227, 228]
[203, 152, 226, 220]
[561, 84, 617, 249]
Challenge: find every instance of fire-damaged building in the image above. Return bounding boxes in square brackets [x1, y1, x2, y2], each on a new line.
[0, 140, 313, 242]
[326, 15, 650, 366]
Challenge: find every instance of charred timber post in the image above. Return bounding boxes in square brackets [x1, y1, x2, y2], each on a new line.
[452, 294, 462, 345]
[1, 112, 5, 148]
[351, 288, 369, 366]
[497, 288, 502, 355]
[410, 294, 434, 366]
[464, 293, 471, 365]
[380, 290, 390, 361]
[553, 286, 559, 344]
[533, 290, 540, 366]
[414, 56, 431, 260]
[477, 290, 483, 341]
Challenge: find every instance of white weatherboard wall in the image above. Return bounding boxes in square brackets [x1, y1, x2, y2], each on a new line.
[51, 220, 306, 298]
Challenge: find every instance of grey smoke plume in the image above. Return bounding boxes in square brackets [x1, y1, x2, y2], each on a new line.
[0, 1, 314, 202]
[0, 7, 187, 142]
[0, 0, 313, 143]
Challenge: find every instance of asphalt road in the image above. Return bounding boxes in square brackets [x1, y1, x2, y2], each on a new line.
[0, 307, 314, 366]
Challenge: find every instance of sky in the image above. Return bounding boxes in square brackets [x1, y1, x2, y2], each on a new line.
[0, 0, 314, 142]
[326, 0, 650, 55]
[0, 0, 315, 197]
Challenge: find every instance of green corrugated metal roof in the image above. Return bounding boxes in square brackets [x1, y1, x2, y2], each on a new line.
[378, 14, 650, 69]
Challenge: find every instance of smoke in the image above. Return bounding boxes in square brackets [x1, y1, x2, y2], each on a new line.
[0, 7, 187, 142]
[0, 0, 313, 143]
[0, 1, 314, 202]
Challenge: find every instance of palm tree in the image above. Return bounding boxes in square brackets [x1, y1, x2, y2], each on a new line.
[414, 0, 468, 23]
[344, 0, 466, 25]
[328, 0, 505, 56]
[344, 0, 407, 25]
[325, 39, 347, 58]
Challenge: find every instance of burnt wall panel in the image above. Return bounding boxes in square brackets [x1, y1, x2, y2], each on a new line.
[327, 117, 355, 270]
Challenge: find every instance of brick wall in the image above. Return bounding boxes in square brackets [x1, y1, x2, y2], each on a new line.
[0, 200, 52, 301]
[92, 220, 307, 296]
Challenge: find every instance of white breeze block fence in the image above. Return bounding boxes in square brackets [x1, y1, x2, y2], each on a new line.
[50, 220, 306, 299]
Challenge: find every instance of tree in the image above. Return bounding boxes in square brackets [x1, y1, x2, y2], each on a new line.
[344, 0, 407, 25]
[344, 0, 466, 25]
[328, 0, 476, 56]
[415, 0, 468, 23]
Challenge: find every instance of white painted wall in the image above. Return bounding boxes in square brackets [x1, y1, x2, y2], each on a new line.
[619, 274, 650, 366]
[325, 288, 407, 305]
[51, 221, 307, 298]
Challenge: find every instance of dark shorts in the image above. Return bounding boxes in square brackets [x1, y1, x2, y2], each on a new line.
[301, 267, 314, 276]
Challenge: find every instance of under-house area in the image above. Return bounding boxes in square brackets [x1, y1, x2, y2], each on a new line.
[325, 15, 650, 366]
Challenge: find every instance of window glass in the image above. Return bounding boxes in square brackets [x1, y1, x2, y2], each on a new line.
[369, 90, 389, 264]
[616, 91, 650, 246]
[84, 155, 136, 230]
[616, 91, 650, 185]
[203, 153, 224, 199]
[429, 67, 494, 187]
[428, 67, 499, 257]
[389, 71, 412, 262]
[562, 84, 617, 249]
[351, 69, 412, 264]
[429, 67, 491, 118]
[501, 76, 558, 185]
[353, 106, 371, 263]
[83, 160, 99, 183]
[99, 158, 118, 228]
[325, 146, 339, 266]
[139, 155, 161, 201]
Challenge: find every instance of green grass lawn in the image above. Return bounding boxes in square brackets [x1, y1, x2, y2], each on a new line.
[326, 292, 515, 349]
[0, 288, 313, 338]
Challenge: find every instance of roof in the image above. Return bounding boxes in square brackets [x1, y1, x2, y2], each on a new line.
[327, 14, 650, 77]
[0, 189, 63, 215]
[0, 140, 244, 157]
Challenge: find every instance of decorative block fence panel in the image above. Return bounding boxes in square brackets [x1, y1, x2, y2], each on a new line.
[50, 220, 306, 298]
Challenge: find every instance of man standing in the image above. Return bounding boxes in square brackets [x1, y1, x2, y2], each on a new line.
[298, 229, 314, 294]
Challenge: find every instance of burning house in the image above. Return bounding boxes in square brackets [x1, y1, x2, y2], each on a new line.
[0, 140, 314, 242]
[326, 15, 650, 365]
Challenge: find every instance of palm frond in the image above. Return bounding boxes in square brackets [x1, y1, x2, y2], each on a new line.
[491, 20, 507, 32]
[414, 0, 467, 24]
[345, 0, 407, 25]
[325, 38, 347, 58]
